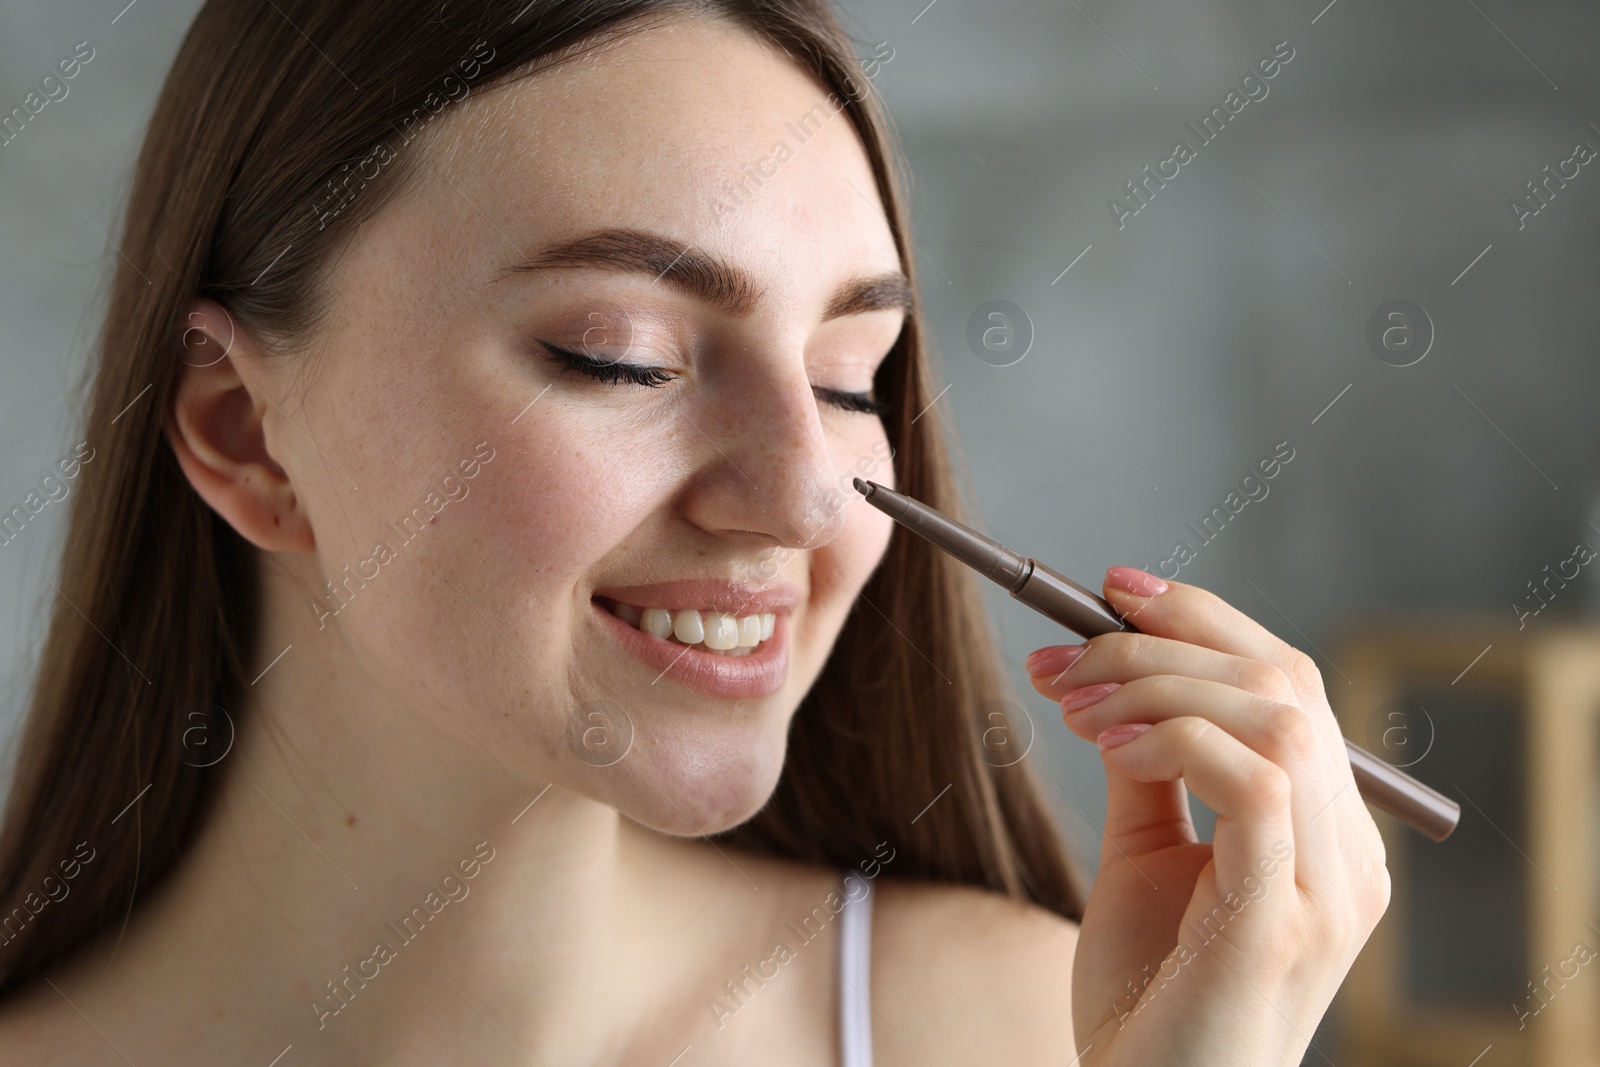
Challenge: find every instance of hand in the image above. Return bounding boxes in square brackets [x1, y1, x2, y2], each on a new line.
[1025, 566, 1390, 1067]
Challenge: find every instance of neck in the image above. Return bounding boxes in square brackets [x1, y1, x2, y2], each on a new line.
[61, 587, 717, 1064]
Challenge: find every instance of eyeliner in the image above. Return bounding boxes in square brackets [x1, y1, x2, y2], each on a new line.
[852, 477, 1460, 843]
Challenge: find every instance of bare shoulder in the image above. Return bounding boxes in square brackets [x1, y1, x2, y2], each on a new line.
[869, 876, 1079, 1065]
[0, 974, 100, 1065]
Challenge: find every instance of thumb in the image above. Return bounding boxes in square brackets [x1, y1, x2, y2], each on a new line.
[1100, 753, 1197, 862]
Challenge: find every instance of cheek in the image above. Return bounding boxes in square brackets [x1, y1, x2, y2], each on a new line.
[482, 411, 687, 580]
[296, 359, 673, 690]
[806, 485, 894, 628]
[836, 426, 895, 552]
[795, 425, 894, 603]
[342, 414, 682, 743]
[850, 492, 895, 573]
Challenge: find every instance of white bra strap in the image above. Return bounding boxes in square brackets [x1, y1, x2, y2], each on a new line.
[838, 872, 874, 1067]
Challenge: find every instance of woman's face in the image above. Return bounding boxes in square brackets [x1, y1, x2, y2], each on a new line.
[265, 16, 903, 833]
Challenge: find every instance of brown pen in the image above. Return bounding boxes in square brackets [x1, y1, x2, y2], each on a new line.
[852, 477, 1460, 842]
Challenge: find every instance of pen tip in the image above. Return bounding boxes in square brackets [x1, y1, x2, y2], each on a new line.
[852, 477, 873, 497]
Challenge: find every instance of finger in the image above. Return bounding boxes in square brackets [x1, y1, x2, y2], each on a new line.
[1026, 630, 1297, 705]
[1099, 567, 1353, 786]
[1099, 771, 1199, 867]
[1096, 717, 1297, 914]
[1059, 675, 1336, 883]
[1025, 628, 1358, 846]
[1101, 567, 1308, 683]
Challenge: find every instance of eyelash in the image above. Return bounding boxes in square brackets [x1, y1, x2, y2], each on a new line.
[814, 386, 889, 416]
[544, 342, 676, 388]
[541, 342, 887, 415]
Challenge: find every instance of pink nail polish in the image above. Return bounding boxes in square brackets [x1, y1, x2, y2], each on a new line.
[1026, 644, 1085, 675]
[1106, 566, 1169, 597]
[1060, 682, 1120, 714]
[1097, 723, 1151, 750]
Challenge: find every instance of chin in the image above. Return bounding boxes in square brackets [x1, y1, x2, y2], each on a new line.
[600, 722, 790, 837]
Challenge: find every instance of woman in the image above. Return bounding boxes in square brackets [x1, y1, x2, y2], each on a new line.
[0, 1, 1388, 1062]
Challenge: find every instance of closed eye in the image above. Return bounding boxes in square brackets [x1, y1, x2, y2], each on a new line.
[542, 342, 675, 388]
[813, 386, 887, 416]
[544, 340, 884, 415]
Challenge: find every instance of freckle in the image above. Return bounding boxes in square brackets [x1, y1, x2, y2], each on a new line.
[213, 1005, 224, 1020]
[346, 814, 357, 827]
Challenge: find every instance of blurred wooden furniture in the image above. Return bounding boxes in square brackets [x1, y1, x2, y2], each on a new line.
[1331, 618, 1600, 1067]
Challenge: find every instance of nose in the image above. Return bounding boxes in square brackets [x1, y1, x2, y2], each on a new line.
[677, 355, 849, 552]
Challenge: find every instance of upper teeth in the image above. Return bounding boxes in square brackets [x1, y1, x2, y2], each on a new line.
[609, 602, 775, 655]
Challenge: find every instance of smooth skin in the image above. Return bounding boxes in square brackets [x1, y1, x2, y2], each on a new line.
[0, 14, 1384, 1067]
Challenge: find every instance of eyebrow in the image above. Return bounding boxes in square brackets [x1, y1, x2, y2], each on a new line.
[497, 227, 914, 322]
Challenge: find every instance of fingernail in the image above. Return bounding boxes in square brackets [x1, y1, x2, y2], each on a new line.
[1026, 644, 1085, 675]
[1106, 566, 1169, 597]
[1097, 723, 1152, 750]
[1060, 682, 1120, 714]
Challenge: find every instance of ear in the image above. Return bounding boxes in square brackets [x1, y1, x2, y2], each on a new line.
[165, 298, 315, 553]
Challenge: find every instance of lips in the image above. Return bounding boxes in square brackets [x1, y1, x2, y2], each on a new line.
[589, 580, 799, 700]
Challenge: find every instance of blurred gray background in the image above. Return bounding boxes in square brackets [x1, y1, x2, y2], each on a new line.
[833, 0, 1600, 859]
[2, 0, 1599, 1058]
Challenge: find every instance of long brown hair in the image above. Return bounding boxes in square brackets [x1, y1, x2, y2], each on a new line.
[0, 0, 1085, 998]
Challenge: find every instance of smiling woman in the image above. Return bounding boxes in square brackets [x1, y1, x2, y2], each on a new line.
[0, 1, 1390, 1064]
[0, 1, 1087, 1063]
